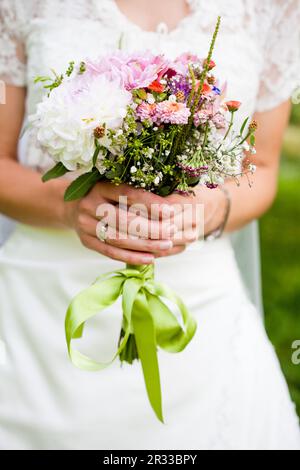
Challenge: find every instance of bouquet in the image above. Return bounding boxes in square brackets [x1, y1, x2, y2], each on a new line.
[30, 18, 256, 422]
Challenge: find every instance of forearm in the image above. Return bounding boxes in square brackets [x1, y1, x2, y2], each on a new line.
[0, 158, 70, 228]
[203, 165, 278, 235]
[224, 166, 277, 232]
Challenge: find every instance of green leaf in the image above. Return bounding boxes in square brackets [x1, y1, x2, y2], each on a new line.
[42, 163, 69, 182]
[158, 186, 171, 197]
[64, 169, 100, 202]
[187, 177, 200, 187]
[34, 76, 52, 84]
[92, 144, 101, 167]
[240, 117, 249, 136]
[250, 134, 256, 147]
[135, 89, 148, 100]
[156, 92, 168, 103]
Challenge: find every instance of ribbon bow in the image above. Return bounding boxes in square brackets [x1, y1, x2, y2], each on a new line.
[65, 264, 197, 423]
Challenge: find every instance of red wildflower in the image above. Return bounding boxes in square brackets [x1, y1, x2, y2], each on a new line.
[202, 83, 212, 94]
[195, 81, 212, 94]
[204, 59, 216, 71]
[148, 80, 165, 93]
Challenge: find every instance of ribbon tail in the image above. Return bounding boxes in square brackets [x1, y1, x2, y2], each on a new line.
[146, 282, 197, 352]
[65, 276, 125, 371]
[131, 290, 164, 423]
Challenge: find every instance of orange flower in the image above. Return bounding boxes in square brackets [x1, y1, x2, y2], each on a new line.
[226, 101, 242, 112]
[148, 80, 165, 93]
[195, 81, 212, 94]
[202, 83, 212, 94]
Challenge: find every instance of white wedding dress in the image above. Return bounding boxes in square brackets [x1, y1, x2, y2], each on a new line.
[0, 0, 300, 450]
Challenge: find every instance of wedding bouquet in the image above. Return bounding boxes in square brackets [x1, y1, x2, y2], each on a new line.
[30, 18, 256, 422]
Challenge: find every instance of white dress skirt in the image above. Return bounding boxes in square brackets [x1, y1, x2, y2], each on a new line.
[0, 224, 299, 450]
[0, 0, 300, 450]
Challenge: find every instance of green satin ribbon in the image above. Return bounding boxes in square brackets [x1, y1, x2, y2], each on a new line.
[65, 264, 197, 423]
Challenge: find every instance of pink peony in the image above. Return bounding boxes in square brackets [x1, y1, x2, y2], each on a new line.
[171, 53, 202, 75]
[86, 51, 171, 91]
[155, 101, 191, 125]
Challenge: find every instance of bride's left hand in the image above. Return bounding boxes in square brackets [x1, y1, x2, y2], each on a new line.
[157, 186, 226, 252]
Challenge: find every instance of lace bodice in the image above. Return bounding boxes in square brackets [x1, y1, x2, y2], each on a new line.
[0, 0, 300, 169]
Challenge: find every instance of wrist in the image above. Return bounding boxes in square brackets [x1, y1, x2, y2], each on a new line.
[204, 186, 231, 239]
[52, 178, 77, 229]
[62, 196, 80, 229]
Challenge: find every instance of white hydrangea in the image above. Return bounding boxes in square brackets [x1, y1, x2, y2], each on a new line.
[29, 74, 132, 171]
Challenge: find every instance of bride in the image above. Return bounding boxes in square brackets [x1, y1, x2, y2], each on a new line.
[0, 0, 300, 450]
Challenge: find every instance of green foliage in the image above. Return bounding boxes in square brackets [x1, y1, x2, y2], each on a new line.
[240, 117, 249, 136]
[66, 61, 75, 77]
[290, 104, 300, 125]
[42, 162, 69, 182]
[35, 70, 64, 92]
[64, 169, 101, 201]
[34, 61, 86, 94]
[79, 61, 86, 75]
[261, 106, 300, 417]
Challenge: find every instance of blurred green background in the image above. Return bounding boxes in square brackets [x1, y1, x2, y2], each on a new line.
[261, 104, 300, 418]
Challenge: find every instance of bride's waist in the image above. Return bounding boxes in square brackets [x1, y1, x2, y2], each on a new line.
[0, 224, 241, 294]
[0, 224, 245, 296]
[0, 223, 233, 261]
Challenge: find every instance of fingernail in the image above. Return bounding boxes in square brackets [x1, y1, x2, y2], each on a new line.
[159, 241, 173, 250]
[142, 256, 154, 264]
[130, 235, 140, 240]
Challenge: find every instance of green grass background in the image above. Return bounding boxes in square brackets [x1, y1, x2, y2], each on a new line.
[261, 105, 300, 417]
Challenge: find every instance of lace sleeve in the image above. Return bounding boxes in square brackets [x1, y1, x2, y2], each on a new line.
[0, 0, 26, 87]
[256, 0, 300, 113]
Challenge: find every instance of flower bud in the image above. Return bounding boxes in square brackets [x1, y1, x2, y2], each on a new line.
[226, 101, 242, 112]
[249, 120, 258, 132]
[204, 59, 216, 71]
[94, 126, 106, 139]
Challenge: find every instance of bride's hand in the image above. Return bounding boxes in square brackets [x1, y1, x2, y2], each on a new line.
[162, 186, 227, 248]
[102, 184, 227, 252]
[64, 182, 185, 265]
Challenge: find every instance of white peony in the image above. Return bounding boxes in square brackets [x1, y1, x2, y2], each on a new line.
[30, 74, 132, 171]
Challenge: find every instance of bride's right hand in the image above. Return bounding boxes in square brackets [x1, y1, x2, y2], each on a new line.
[64, 182, 183, 265]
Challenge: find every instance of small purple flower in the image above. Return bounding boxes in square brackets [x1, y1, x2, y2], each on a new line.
[178, 162, 209, 178]
[175, 189, 191, 196]
[168, 75, 192, 101]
